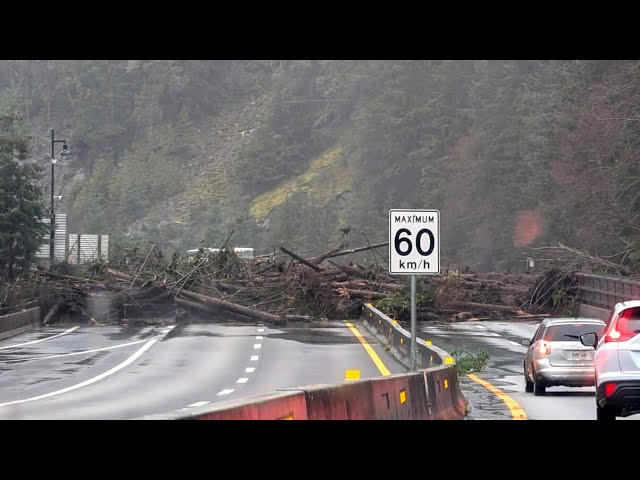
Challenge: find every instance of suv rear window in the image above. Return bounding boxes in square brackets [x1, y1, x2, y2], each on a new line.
[544, 323, 606, 341]
[617, 307, 640, 334]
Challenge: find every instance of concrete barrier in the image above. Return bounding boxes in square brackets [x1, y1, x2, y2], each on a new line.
[361, 303, 452, 368]
[578, 303, 610, 322]
[146, 391, 309, 420]
[141, 367, 465, 421]
[359, 303, 466, 419]
[301, 381, 375, 420]
[0, 307, 41, 341]
[575, 273, 640, 310]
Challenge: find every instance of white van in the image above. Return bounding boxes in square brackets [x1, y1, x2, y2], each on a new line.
[186, 247, 255, 261]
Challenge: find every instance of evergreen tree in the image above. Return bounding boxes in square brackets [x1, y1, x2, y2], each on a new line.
[0, 111, 47, 279]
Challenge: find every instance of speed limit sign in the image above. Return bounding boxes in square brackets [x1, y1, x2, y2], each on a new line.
[389, 209, 440, 275]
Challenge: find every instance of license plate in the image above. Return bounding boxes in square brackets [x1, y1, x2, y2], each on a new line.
[570, 351, 590, 360]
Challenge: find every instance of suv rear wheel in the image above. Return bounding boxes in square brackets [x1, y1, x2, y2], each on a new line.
[596, 403, 616, 421]
[533, 375, 546, 396]
[524, 364, 533, 392]
[525, 377, 533, 393]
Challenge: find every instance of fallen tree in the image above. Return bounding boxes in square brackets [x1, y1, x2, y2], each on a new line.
[7, 238, 581, 326]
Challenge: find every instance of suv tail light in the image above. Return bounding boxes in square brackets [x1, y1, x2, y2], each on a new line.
[604, 328, 636, 343]
[538, 341, 551, 355]
[605, 383, 617, 397]
[605, 309, 639, 343]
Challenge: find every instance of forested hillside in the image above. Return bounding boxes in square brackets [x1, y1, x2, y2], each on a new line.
[2, 60, 638, 272]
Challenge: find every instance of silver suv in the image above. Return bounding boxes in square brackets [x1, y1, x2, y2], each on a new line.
[580, 300, 640, 421]
[522, 318, 606, 396]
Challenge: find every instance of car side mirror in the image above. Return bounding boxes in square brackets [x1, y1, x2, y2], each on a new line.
[521, 339, 531, 346]
[580, 332, 598, 349]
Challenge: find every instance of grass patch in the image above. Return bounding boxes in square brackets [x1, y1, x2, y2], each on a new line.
[249, 145, 351, 221]
[450, 347, 490, 374]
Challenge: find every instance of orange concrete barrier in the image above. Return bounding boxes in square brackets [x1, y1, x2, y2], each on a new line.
[146, 391, 309, 420]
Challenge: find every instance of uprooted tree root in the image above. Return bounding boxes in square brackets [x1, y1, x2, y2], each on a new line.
[521, 268, 580, 316]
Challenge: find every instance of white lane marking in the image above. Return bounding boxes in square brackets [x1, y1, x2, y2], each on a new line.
[0, 326, 174, 408]
[253, 343, 262, 349]
[5, 339, 148, 363]
[0, 326, 80, 350]
[509, 340, 523, 346]
[217, 389, 234, 396]
[250, 355, 259, 361]
[475, 325, 486, 329]
[256, 336, 263, 340]
[245, 367, 255, 373]
[188, 401, 210, 407]
[257, 328, 264, 333]
[0, 337, 159, 408]
[236, 378, 249, 384]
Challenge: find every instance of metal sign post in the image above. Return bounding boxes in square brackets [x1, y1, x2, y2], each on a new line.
[411, 274, 417, 371]
[389, 209, 440, 371]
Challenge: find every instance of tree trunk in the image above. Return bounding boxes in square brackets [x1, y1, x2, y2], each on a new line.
[449, 301, 516, 313]
[43, 302, 63, 326]
[280, 246, 323, 272]
[178, 289, 284, 324]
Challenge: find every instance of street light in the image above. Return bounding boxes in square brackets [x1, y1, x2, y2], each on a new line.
[49, 128, 71, 269]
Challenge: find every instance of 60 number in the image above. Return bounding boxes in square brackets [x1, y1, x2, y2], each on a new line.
[394, 228, 434, 257]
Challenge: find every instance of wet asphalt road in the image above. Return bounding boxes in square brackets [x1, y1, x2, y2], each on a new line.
[0, 321, 405, 419]
[417, 319, 640, 420]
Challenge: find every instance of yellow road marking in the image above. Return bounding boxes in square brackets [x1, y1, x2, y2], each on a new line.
[345, 322, 391, 377]
[467, 373, 527, 420]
